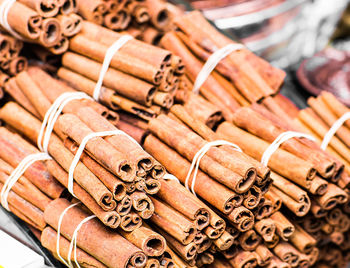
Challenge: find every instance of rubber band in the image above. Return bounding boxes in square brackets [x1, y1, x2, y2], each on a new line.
[93, 35, 133, 101]
[37, 92, 92, 153]
[163, 174, 180, 184]
[0, 153, 52, 211]
[261, 131, 316, 167]
[67, 215, 97, 268]
[56, 202, 81, 267]
[0, 0, 23, 40]
[192, 43, 244, 94]
[185, 140, 242, 196]
[321, 112, 350, 150]
[68, 130, 141, 197]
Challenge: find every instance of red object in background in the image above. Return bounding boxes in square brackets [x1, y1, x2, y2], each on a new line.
[297, 48, 350, 106]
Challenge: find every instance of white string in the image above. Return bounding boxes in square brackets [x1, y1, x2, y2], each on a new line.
[56, 202, 81, 267]
[192, 43, 244, 94]
[321, 112, 350, 150]
[67, 215, 97, 268]
[68, 130, 141, 197]
[0, 153, 52, 211]
[163, 174, 180, 184]
[93, 35, 133, 101]
[0, 0, 23, 40]
[261, 131, 316, 167]
[185, 140, 242, 196]
[37, 92, 92, 153]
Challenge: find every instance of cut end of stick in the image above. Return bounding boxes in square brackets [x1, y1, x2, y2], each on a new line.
[237, 168, 257, 194]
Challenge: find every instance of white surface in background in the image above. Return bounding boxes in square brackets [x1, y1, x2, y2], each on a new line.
[0, 229, 46, 268]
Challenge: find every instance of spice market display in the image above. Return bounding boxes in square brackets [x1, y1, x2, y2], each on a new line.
[0, 1, 350, 268]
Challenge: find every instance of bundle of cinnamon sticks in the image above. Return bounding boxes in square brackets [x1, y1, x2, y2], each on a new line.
[56, 21, 184, 121]
[0, 67, 169, 233]
[0, 0, 82, 54]
[75, 0, 172, 33]
[159, 11, 286, 123]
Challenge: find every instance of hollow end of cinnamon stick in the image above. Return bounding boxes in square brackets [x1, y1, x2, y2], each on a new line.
[39, 18, 62, 47]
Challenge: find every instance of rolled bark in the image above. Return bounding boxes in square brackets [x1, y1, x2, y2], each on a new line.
[148, 114, 255, 193]
[48, 35, 69, 55]
[45, 160, 120, 228]
[44, 198, 147, 267]
[217, 122, 316, 189]
[160, 32, 240, 118]
[243, 185, 262, 209]
[41, 227, 107, 268]
[228, 250, 258, 268]
[145, 134, 242, 215]
[62, 52, 157, 106]
[76, 0, 106, 24]
[183, 93, 224, 128]
[0, 102, 115, 211]
[120, 212, 142, 232]
[308, 96, 350, 148]
[57, 113, 135, 182]
[289, 224, 316, 254]
[270, 212, 295, 241]
[156, 228, 197, 261]
[120, 226, 166, 257]
[74, 107, 157, 177]
[0, 169, 50, 212]
[39, 17, 61, 47]
[265, 233, 279, 249]
[57, 67, 157, 121]
[0, 127, 64, 199]
[254, 218, 276, 242]
[238, 230, 261, 251]
[0, 181, 46, 230]
[157, 179, 210, 230]
[226, 206, 255, 232]
[80, 21, 171, 73]
[212, 231, 234, 251]
[309, 176, 328, 195]
[298, 108, 350, 164]
[70, 34, 163, 85]
[321, 91, 350, 129]
[313, 183, 348, 210]
[267, 256, 290, 268]
[150, 196, 196, 245]
[271, 186, 310, 217]
[8, 56, 27, 75]
[232, 107, 336, 178]
[0, 0, 42, 39]
[264, 190, 282, 213]
[254, 197, 274, 220]
[131, 191, 154, 219]
[57, 14, 82, 37]
[273, 242, 300, 267]
[170, 104, 270, 182]
[255, 244, 273, 266]
[64, 138, 127, 201]
[145, 0, 170, 30]
[175, 11, 280, 98]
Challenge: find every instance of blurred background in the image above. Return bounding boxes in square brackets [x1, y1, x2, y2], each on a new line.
[176, 0, 349, 68]
[171, 0, 350, 107]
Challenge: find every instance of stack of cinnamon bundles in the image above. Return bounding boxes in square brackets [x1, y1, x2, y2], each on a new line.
[0, 4, 350, 268]
[0, 0, 82, 54]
